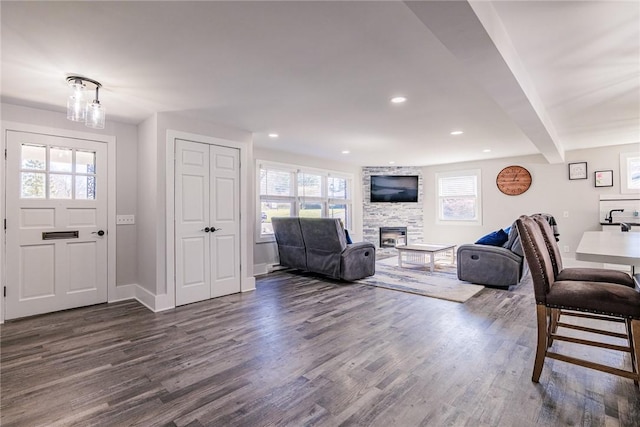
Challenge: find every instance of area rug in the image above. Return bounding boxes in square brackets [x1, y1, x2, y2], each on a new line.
[360, 257, 484, 303]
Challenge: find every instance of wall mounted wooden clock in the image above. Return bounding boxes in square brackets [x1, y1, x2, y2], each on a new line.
[496, 165, 532, 196]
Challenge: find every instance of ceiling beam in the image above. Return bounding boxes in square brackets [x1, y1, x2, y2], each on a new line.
[405, 0, 565, 164]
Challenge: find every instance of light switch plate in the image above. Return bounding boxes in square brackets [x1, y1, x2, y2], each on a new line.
[116, 214, 135, 225]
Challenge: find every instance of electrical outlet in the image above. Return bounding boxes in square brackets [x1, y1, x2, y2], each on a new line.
[563, 211, 569, 218]
[116, 214, 135, 225]
[563, 245, 570, 253]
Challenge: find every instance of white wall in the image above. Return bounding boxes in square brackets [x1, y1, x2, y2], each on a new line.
[136, 115, 158, 294]
[135, 112, 254, 304]
[422, 142, 640, 259]
[253, 147, 363, 272]
[2, 103, 139, 287]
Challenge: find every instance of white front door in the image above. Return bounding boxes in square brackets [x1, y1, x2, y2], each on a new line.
[5, 131, 108, 320]
[175, 139, 240, 306]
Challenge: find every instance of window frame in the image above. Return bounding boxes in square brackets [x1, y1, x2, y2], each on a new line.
[620, 152, 640, 194]
[256, 160, 353, 242]
[435, 168, 482, 225]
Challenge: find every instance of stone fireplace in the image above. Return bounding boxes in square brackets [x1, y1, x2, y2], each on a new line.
[379, 226, 407, 248]
[362, 166, 423, 255]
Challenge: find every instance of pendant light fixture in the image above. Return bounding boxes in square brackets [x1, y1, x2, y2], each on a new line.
[66, 76, 105, 129]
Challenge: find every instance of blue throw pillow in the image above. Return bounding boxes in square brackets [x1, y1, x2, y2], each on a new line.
[344, 229, 353, 244]
[475, 229, 509, 246]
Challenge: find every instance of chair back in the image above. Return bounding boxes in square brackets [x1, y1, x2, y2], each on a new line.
[271, 217, 307, 270]
[532, 214, 563, 276]
[515, 215, 556, 304]
[299, 218, 347, 278]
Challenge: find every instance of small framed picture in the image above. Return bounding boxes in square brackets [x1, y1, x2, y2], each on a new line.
[568, 162, 588, 180]
[595, 170, 613, 187]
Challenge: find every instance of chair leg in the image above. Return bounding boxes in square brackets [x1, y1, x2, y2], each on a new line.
[630, 319, 640, 388]
[548, 308, 560, 347]
[532, 305, 548, 383]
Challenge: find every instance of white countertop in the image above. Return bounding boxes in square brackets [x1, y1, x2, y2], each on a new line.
[575, 231, 640, 267]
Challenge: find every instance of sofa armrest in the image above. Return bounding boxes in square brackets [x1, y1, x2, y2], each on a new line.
[457, 244, 523, 287]
[340, 242, 376, 281]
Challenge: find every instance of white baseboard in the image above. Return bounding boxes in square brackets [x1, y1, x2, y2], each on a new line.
[242, 275, 256, 292]
[109, 283, 137, 302]
[133, 285, 158, 312]
[253, 263, 269, 276]
[153, 292, 175, 312]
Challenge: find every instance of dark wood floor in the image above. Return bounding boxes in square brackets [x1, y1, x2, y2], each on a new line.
[2, 270, 640, 426]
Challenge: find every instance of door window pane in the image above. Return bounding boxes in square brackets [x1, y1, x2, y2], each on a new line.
[75, 176, 96, 200]
[76, 151, 96, 174]
[21, 173, 46, 198]
[50, 147, 73, 173]
[21, 144, 46, 170]
[49, 174, 72, 199]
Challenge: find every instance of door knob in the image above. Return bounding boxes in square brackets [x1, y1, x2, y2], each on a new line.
[203, 227, 210, 232]
[210, 227, 221, 232]
[91, 230, 105, 236]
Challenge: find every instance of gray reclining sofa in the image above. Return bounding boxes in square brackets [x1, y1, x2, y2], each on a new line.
[457, 222, 524, 288]
[271, 217, 375, 281]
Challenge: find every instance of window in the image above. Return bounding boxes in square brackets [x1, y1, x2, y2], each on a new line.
[20, 144, 96, 200]
[436, 169, 481, 224]
[620, 152, 640, 193]
[257, 161, 352, 239]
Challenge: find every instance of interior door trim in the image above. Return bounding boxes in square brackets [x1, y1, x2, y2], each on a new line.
[1, 121, 116, 323]
[165, 130, 255, 312]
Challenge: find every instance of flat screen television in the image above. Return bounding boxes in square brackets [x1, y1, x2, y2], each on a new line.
[370, 175, 419, 203]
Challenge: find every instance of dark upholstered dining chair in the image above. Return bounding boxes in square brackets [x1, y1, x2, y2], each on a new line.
[516, 215, 640, 386]
[531, 214, 634, 287]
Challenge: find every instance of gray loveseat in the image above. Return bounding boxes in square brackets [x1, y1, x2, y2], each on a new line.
[271, 217, 375, 281]
[456, 222, 524, 288]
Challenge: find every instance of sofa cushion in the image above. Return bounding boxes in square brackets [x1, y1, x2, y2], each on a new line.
[475, 229, 509, 246]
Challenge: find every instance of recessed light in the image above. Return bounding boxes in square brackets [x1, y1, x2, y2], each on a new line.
[268, 133, 279, 138]
[389, 161, 395, 164]
[341, 150, 350, 154]
[390, 96, 407, 104]
[450, 130, 464, 135]
[483, 149, 492, 153]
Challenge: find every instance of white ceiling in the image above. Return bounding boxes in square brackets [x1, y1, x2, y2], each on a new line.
[1, 1, 638, 166]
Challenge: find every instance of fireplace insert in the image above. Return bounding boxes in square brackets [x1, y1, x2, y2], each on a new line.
[379, 226, 407, 248]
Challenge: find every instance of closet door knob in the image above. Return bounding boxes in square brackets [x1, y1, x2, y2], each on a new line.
[203, 227, 210, 232]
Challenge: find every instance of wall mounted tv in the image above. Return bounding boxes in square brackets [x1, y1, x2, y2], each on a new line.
[370, 175, 419, 203]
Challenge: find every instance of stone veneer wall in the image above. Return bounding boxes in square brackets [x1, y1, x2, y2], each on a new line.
[362, 166, 424, 255]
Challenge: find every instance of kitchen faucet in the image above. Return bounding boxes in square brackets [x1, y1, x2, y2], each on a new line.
[605, 209, 624, 223]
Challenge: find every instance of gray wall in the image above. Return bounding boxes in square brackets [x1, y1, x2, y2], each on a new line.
[421, 142, 640, 259]
[3, 103, 638, 299]
[2, 103, 139, 288]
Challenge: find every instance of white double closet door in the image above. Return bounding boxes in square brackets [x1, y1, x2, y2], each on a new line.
[175, 139, 241, 306]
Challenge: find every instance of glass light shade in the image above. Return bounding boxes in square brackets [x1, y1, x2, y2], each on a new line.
[67, 94, 87, 122]
[85, 101, 105, 129]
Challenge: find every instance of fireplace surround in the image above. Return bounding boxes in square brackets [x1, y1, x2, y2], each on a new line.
[362, 166, 423, 253]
